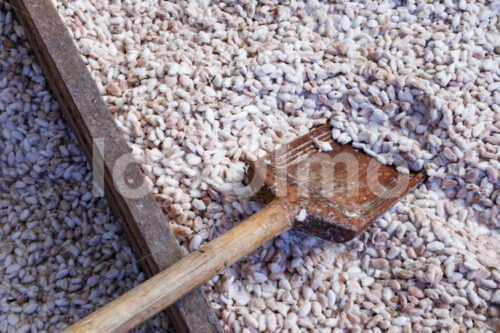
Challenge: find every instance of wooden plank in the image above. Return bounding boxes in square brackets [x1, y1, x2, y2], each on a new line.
[8, 1, 222, 332]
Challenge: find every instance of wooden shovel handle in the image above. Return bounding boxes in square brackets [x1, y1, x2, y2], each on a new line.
[63, 198, 296, 333]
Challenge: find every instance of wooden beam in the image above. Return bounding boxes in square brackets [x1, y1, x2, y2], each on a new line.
[8, 1, 222, 332]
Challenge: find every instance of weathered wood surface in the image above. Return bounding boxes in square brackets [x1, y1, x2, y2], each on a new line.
[8, 1, 222, 332]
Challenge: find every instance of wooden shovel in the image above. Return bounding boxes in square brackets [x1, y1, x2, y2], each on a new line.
[64, 124, 423, 332]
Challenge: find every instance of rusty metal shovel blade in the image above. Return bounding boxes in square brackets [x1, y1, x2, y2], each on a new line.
[249, 124, 424, 242]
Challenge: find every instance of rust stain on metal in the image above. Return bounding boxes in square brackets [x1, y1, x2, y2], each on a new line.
[250, 124, 424, 242]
